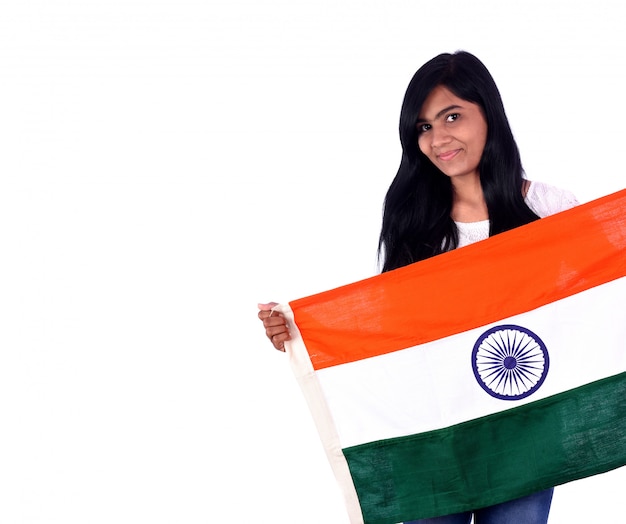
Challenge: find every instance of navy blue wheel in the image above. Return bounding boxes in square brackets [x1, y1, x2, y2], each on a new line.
[472, 324, 549, 400]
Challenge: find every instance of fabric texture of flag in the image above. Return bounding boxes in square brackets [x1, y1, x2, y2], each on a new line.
[278, 189, 626, 524]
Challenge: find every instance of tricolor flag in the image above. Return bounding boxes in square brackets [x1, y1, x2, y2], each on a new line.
[277, 189, 626, 524]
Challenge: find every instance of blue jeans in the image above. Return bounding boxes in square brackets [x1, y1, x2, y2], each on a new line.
[405, 487, 554, 524]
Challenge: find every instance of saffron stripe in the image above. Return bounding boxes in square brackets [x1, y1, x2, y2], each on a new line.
[289, 189, 626, 370]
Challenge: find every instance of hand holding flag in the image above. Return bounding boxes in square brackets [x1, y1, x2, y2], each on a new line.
[258, 302, 291, 352]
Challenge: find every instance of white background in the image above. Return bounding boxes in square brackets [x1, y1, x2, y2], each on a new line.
[1, 0, 624, 522]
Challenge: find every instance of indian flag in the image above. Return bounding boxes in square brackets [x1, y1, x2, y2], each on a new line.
[277, 189, 626, 524]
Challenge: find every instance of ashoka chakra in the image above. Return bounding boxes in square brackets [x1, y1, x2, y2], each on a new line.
[471, 324, 549, 400]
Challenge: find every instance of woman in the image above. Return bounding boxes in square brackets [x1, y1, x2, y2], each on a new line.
[259, 51, 578, 523]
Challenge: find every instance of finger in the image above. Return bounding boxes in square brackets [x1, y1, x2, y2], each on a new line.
[262, 315, 287, 328]
[257, 302, 279, 311]
[258, 309, 278, 321]
[271, 333, 289, 351]
[258, 306, 282, 321]
[265, 324, 290, 338]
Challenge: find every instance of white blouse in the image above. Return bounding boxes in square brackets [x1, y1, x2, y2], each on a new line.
[455, 181, 580, 248]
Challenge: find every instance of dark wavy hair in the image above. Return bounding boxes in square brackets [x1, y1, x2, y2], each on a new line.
[378, 51, 539, 272]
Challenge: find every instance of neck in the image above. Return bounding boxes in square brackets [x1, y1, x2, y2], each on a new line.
[450, 175, 488, 222]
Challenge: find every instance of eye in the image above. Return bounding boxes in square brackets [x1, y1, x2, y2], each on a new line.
[417, 123, 431, 133]
[446, 113, 460, 123]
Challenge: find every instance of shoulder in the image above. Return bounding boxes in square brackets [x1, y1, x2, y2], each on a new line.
[524, 180, 580, 217]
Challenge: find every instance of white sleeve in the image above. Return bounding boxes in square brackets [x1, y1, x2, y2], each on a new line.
[525, 180, 580, 217]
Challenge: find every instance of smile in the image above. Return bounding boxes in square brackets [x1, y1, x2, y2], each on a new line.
[438, 149, 461, 162]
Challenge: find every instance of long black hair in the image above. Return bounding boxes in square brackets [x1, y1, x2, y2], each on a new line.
[378, 51, 539, 272]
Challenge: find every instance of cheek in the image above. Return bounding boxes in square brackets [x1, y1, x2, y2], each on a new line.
[417, 135, 428, 155]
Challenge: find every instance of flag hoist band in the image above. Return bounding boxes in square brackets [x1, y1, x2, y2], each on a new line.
[277, 188, 626, 524]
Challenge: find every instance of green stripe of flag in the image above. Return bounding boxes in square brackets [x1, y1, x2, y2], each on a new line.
[344, 372, 626, 523]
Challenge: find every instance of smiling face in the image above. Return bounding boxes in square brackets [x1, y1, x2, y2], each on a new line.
[416, 85, 488, 183]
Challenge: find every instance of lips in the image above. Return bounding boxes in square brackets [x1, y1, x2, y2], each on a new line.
[437, 149, 461, 161]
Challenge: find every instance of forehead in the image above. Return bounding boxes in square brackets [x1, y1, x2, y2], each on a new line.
[418, 85, 477, 120]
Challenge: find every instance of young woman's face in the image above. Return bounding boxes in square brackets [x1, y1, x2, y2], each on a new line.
[416, 85, 488, 183]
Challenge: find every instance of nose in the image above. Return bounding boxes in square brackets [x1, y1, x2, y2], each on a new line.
[430, 124, 451, 148]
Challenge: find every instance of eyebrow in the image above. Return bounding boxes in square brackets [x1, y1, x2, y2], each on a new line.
[416, 104, 463, 124]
